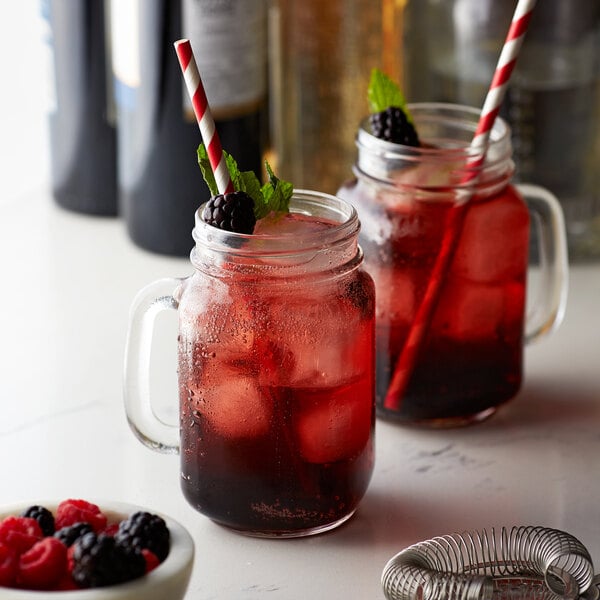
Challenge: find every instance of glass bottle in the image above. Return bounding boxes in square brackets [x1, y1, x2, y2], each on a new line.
[268, 0, 408, 194]
[42, 0, 117, 216]
[110, 0, 268, 256]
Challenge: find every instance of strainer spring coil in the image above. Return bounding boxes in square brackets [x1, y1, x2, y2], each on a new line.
[382, 526, 597, 600]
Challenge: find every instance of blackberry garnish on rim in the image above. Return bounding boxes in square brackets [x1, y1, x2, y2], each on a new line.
[197, 145, 293, 235]
[367, 68, 420, 147]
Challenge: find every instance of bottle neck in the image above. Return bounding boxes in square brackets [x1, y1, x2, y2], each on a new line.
[355, 103, 515, 201]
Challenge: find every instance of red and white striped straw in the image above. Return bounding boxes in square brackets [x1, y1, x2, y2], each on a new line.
[174, 39, 234, 195]
[384, 0, 538, 411]
[470, 0, 535, 157]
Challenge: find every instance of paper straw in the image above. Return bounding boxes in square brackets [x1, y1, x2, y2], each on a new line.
[174, 39, 234, 195]
[384, 0, 537, 410]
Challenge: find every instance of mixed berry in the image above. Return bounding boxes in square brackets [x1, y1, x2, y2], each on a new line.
[0, 499, 170, 591]
[202, 191, 257, 234]
[370, 106, 420, 147]
[367, 67, 421, 147]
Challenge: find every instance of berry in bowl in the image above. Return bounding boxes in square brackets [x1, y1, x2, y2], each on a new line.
[0, 499, 194, 599]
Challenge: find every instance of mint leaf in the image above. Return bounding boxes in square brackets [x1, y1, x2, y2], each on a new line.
[196, 144, 219, 196]
[367, 68, 412, 121]
[197, 145, 293, 220]
[258, 161, 293, 219]
[197, 143, 262, 207]
[223, 152, 263, 208]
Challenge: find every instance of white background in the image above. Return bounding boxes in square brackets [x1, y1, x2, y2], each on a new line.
[1, 1, 50, 205]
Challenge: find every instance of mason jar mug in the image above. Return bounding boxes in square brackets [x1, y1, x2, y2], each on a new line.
[337, 103, 568, 427]
[124, 190, 376, 536]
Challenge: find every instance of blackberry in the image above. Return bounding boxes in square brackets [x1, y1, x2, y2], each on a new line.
[370, 106, 420, 146]
[20, 505, 55, 537]
[115, 511, 170, 562]
[54, 522, 94, 547]
[71, 532, 145, 588]
[202, 191, 256, 234]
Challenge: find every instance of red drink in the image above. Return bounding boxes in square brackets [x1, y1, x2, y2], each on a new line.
[342, 180, 529, 424]
[338, 104, 533, 426]
[176, 194, 375, 535]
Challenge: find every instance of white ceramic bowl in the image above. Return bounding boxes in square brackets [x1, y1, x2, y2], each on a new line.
[0, 500, 194, 600]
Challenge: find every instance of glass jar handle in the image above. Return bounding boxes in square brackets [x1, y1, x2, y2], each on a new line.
[123, 277, 183, 454]
[517, 183, 569, 345]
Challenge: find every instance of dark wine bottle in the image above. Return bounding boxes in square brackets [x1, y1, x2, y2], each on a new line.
[111, 0, 267, 256]
[43, 0, 117, 216]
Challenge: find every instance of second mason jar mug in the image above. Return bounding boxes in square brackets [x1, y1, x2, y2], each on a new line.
[124, 190, 376, 537]
[337, 103, 568, 428]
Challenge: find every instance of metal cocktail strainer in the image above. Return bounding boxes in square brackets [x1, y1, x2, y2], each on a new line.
[382, 526, 600, 600]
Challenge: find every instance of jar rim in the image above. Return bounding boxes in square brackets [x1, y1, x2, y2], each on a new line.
[355, 102, 514, 192]
[192, 189, 360, 257]
[358, 102, 512, 159]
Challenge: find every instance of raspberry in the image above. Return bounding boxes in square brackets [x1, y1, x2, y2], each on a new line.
[55, 499, 107, 533]
[17, 537, 67, 590]
[0, 516, 43, 554]
[0, 542, 18, 587]
[115, 511, 170, 562]
[141, 548, 160, 573]
[71, 532, 145, 588]
[21, 505, 55, 537]
[202, 191, 257, 234]
[54, 522, 94, 547]
[55, 571, 79, 591]
[370, 106, 420, 146]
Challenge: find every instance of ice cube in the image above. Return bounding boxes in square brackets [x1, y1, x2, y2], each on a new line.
[191, 374, 273, 439]
[367, 263, 417, 325]
[253, 212, 335, 236]
[261, 294, 362, 387]
[432, 278, 506, 342]
[390, 158, 465, 190]
[292, 377, 373, 464]
[254, 335, 296, 387]
[357, 198, 394, 246]
[201, 293, 268, 367]
[451, 194, 529, 283]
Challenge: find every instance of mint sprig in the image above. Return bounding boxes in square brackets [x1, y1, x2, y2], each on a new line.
[367, 68, 414, 123]
[258, 162, 294, 219]
[197, 144, 293, 219]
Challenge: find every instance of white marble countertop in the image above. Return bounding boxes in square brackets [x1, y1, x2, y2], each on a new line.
[1, 190, 599, 599]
